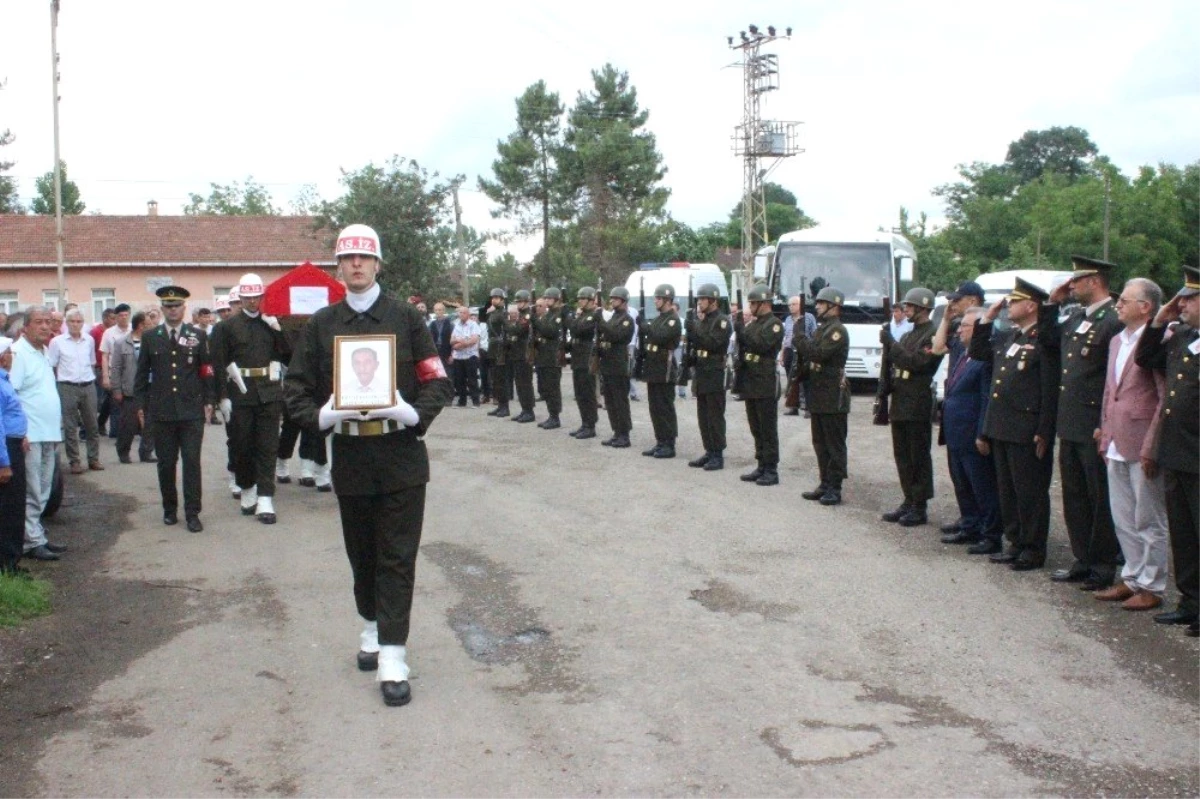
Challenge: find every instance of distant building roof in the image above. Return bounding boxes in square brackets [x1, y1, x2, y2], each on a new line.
[0, 214, 334, 268]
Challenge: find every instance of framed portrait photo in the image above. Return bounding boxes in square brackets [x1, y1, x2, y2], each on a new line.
[333, 334, 397, 410]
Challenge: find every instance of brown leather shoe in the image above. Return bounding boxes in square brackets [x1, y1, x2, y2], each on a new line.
[1122, 591, 1163, 611]
[1094, 583, 1135, 602]
[89, 460, 105, 471]
[69, 463, 85, 475]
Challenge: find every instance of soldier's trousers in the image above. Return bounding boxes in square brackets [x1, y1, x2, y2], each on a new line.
[489, 361, 509, 405]
[338, 484, 426, 646]
[572, 368, 598, 427]
[811, 412, 848, 487]
[278, 416, 327, 466]
[993, 438, 1054, 556]
[1059, 438, 1119, 579]
[152, 419, 205, 516]
[512, 361, 535, 412]
[116, 397, 155, 461]
[229, 402, 282, 497]
[537, 366, 563, 416]
[696, 390, 726, 453]
[1165, 468, 1199, 615]
[602, 375, 632, 434]
[891, 420, 934, 504]
[647, 381, 677, 443]
[744, 396, 779, 467]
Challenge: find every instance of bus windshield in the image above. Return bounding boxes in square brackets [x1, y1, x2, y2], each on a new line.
[775, 242, 892, 308]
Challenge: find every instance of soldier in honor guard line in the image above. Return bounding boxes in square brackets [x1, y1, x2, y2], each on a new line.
[796, 286, 851, 505]
[881, 287, 945, 527]
[568, 287, 601, 440]
[210, 273, 289, 525]
[736, 284, 785, 486]
[970, 277, 1060, 572]
[485, 288, 510, 418]
[508, 289, 536, 423]
[597, 286, 636, 448]
[642, 284, 683, 459]
[686, 283, 733, 471]
[532, 287, 566, 430]
[133, 285, 215, 534]
[1042, 255, 1123, 589]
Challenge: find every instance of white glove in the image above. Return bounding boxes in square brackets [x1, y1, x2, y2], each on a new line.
[365, 391, 420, 427]
[262, 314, 281, 332]
[318, 397, 365, 431]
[226, 362, 248, 394]
[219, 398, 232, 420]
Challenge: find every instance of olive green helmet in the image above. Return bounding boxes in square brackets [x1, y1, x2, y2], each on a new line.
[541, 286, 562, 301]
[653, 283, 675, 300]
[815, 286, 845, 306]
[576, 286, 597, 300]
[747, 283, 772, 302]
[902, 287, 936, 309]
[696, 283, 721, 299]
[514, 289, 532, 302]
[489, 287, 507, 300]
[609, 286, 630, 301]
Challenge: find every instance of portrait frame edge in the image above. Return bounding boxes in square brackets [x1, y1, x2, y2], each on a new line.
[333, 334, 397, 410]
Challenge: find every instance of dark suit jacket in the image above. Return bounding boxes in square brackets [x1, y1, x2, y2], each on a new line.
[429, 317, 454, 362]
[941, 356, 991, 451]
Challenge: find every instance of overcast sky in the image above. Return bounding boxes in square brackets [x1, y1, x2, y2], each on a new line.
[2, 0, 1197, 261]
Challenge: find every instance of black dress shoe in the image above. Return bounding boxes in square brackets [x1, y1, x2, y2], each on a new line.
[801, 484, 828, 501]
[298, 477, 316, 487]
[240, 505, 256, 516]
[357, 650, 378, 671]
[898, 507, 928, 527]
[1187, 622, 1199, 638]
[44, 541, 68, 554]
[1078, 578, 1110, 592]
[140, 456, 157, 463]
[818, 487, 842, 506]
[25, 545, 60, 561]
[882, 504, 912, 523]
[1050, 564, 1089, 583]
[967, 538, 1003, 555]
[186, 515, 204, 533]
[118, 456, 133, 464]
[276, 475, 292, 484]
[259, 512, 277, 525]
[575, 427, 596, 440]
[317, 483, 333, 493]
[653, 444, 675, 459]
[703, 455, 724, 471]
[783, 408, 800, 416]
[163, 511, 178, 526]
[513, 411, 536, 423]
[688, 453, 712, 468]
[1154, 608, 1200, 625]
[381, 680, 412, 707]
[541, 416, 561, 429]
[609, 434, 630, 448]
[941, 531, 981, 545]
[494, 405, 510, 418]
[989, 547, 1019, 564]
[756, 468, 779, 486]
[1011, 557, 1045, 572]
[940, 519, 965, 534]
[740, 467, 763, 482]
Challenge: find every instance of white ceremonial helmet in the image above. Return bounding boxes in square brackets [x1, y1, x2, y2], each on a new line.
[237, 273, 265, 298]
[335, 224, 383, 262]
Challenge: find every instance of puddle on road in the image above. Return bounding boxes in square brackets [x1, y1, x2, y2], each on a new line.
[689, 578, 799, 621]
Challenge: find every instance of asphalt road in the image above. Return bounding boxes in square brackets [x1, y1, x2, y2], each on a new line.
[5, 384, 1198, 797]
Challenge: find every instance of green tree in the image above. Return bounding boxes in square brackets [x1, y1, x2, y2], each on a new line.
[315, 157, 459, 300]
[1004, 126, 1098, 185]
[31, 160, 85, 215]
[479, 81, 567, 288]
[470, 252, 527, 303]
[184, 176, 279, 215]
[0, 81, 21, 214]
[726, 182, 817, 246]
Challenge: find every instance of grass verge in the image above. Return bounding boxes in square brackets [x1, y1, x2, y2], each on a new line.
[0, 573, 52, 627]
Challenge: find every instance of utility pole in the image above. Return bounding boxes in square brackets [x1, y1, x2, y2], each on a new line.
[50, 0, 66, 307]
[727, 24, 802, 281]
[452, 182, 469, 306]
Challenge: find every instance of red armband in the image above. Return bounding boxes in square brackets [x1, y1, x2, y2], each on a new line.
[416, 355, 447, 383]
[199, 364, 214, 378]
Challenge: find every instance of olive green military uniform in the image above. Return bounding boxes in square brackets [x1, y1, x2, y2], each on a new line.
[532, 306, 566, 422]
[569, 309, 601, 431]
[644, 309, 682, 449]
[597, 307, 635, 442]
[485, 304, 509, 412]
[688, 311, 733, 459]
[737, 312, 785, 473]
[886, 320, 944, 509]
[507, 307, 535, 417]
[796, 316, 851, 491]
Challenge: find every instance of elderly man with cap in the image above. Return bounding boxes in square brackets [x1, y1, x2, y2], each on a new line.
[1136, 264, 1200, 637]
[971, 277, 1060, 571]
[0, 336, 30, 574]
[1040, 255, 1123, 589]
[210, 273, 288, 524]
[285, 224, 452, 707]
[134, 286, 215, 533]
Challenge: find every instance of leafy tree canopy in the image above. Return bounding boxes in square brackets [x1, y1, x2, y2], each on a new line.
[31, 160, 85, 215]
[184, 176, 279, 215]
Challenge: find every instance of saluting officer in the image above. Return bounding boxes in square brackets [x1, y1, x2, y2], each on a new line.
[209, 273, 289, 525]
[1042, 255, 1123, 589]
[568, 287, 601, 440]
[134, 285, 215, 533]
[597, 286, 636, 448]
[508, 290, 536, 423]
[797, 286, 851, 506]
[881, 287, 945, 527]
[532, 287, 566, 430]
[642, 284, 683, 459]
[1135, 264, 1200, 637]
[485, 288, 510, 418]
[686, 283, 733, 470]
[970, 277, 1060, 572]
[736, 284, 785, 486]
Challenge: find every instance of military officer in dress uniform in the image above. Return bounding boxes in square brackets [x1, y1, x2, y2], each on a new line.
[568, 287, 601, 439]
[1136, 264, 1200, 637]
[797, 286, 851, 505]
[485, 288, 510, 418]
[970, 277, 1060, 572]
[508, 290, 536, 423]
[133, 285, 215, 533]
[881, 287, 945, 527]
[210, 273, 289, 524]
[532, 287, 566, 430]
[284, 224, 452, 707]
[686, 283, 733, 471]
[736, 284, 785, 486]
[642, 284, 683, 459]
[597, 286, 636, 448]
[1042, 255, 1123, 589]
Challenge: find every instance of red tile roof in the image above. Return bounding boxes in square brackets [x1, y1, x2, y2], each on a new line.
[0, 215, 334, 267]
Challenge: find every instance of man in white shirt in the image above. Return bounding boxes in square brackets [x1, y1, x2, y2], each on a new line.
[449, 305, 482, 407]
[9, 306, 67, 561]
[48, 308, 104, 473]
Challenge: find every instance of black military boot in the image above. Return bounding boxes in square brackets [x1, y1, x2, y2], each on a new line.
[703, 453, 724, 471]
[642, 442, 662, 457]
[601, 435, 616, 446]
[801, 483, 828, 501]
[898, 503, 928, 527]
[493, 403, 510, 418]
[653, 440, 675, 459]
[756, 467, 779, 486]
[882, 503, 912, 523]
[819, 484, 842, 505]
[513, 411, 535, 423]
[610, 433, 631, 448]
[688, 452, 712, 468]
[740, 464, 764, 482]
[575, 426, 596, 440]
[541, 416, 561, 430]
[568, 426, 583, 437]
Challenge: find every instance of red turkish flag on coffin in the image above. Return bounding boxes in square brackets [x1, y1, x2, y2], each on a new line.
[262, 262, 347, 316]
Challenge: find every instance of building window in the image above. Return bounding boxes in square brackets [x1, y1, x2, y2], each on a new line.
[213, 286, 232, 307]
[0, 291, 18, 315]
[92, 288, 117, 324]
[42, 290, 60, 311]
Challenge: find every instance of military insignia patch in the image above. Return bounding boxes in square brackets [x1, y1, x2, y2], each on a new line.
[623, 320, 630, 327]
[831, 331, 841, 341]
[720, 320, 727, 329]
[773, 324, 781, 333]
[669, 319, 676, 327]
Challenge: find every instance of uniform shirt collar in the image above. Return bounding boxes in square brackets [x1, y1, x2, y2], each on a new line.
[1086, 298, 1110, 317]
